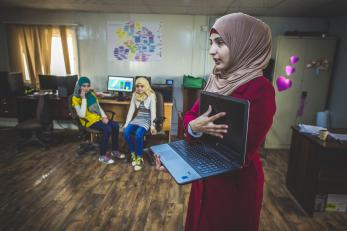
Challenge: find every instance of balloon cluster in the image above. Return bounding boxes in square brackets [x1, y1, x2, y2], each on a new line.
[276, 55, 299, 92]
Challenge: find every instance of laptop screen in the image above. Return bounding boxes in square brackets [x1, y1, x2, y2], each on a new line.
[199, 91, 249, 165]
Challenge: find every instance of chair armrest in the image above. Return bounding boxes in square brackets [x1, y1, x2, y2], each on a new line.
[104, 110, 115, 120]
[80, 117, 89, 127]
[153, 116, 166, 132]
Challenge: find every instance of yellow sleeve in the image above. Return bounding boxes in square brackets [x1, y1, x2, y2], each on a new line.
[71, 96, 81, 107]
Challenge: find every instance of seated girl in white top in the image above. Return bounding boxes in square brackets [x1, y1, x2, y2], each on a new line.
[123, 77, 156, 171]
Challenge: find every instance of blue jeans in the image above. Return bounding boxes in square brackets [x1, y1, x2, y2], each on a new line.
[90, 120, 119, 156]
[123, 124, 147, 157]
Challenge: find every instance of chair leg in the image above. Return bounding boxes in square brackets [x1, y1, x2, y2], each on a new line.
[77, 140, 99, 155]
[16, 131, 48, 152]
[143, 148, 155, 166]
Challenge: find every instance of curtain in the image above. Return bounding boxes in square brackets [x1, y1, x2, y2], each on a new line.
[6, 25, 26, 77]
[7, 24, 53, 89]
[59, 26, 71, 75]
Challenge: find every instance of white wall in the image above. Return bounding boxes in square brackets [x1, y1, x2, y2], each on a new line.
[0, 9, 210, 133]
[208, 16, 330, 58]
[328, 15, 347, 128]
[0, 9, 332, 133]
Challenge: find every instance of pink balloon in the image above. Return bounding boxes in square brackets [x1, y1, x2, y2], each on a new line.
[276, 76, 292, 92]
[285, 65, 295, 76]
[290, 55, 299, 65]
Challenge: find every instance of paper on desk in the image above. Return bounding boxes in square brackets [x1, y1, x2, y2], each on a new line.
[298, 124, 326, 135]
[329, 133, 347, 141]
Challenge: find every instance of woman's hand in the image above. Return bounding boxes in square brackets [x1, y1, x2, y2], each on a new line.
[102, 116, 109, 124]
[151, 127, 157, 135]
[155, 155, 167, 172]
[189, 105, 228, 139]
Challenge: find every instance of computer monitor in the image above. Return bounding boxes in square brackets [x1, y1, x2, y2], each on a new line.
[39, 74, 78, 97]
[57, 74, 78, 96]
[107, 76, 134, 92]
[7, 72, 24, 95]
[39, 74, 58, 90]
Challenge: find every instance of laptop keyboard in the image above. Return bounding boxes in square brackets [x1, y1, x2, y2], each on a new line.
[169, 140, 232, 176]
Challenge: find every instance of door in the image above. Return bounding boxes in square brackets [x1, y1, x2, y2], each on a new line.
[265, 36, 336, 149]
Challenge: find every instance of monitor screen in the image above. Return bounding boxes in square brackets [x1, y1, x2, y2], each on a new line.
[107, 76, 134, 92]
[39, 74, 58, 90]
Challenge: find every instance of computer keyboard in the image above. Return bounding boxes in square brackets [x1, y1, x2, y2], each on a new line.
[100, 96, 117, 99]
[169, 140, 232, 176]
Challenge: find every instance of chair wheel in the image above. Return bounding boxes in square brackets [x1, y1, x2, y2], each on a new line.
[41, 147, 49, 151]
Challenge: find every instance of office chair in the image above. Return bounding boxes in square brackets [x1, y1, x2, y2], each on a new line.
[68, 95, 115, 155]
[15, 94, 52, 152]
[153, 91, 166, 132]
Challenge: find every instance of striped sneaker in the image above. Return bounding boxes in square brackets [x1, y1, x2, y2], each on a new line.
[131, 153, 137, 166]
[134, 157, 144, 171]
[111, 150, 125, 159]
[98, 155, 115, 164]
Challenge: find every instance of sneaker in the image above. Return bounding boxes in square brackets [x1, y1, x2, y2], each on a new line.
[111, 150, 125, 159]
[131, 152, 137, 166]
[134, 157, 144, 171]
[98, 155, 115, 164]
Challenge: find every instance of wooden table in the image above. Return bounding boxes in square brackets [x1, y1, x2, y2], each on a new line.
[286, 127, 347, 216]
[98, 98, 173, 141]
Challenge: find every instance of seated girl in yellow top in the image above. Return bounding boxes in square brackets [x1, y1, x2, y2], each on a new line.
[71, 76, 125, 164]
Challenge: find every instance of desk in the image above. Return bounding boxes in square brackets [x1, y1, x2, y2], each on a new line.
[16, 95, 70, 122]
[286, 127, 347, 216]
[99, 98, 173, 138]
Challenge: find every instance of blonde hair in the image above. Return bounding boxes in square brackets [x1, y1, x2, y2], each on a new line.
[134, 77, 154, 102]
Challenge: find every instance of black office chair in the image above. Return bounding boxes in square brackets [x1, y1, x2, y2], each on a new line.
[15, 94, 52, 152]
[152, 91, 166, 132]
[68, 94, 115, 155]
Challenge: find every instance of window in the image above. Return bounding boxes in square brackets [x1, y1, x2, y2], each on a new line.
[20, 27, 78, 81]
[50, 36, 66, 76]
[50, 29, 78, 76]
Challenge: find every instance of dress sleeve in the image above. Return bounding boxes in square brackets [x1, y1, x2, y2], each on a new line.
[183, 99, 200, 139]
[245, 83, 276, 163]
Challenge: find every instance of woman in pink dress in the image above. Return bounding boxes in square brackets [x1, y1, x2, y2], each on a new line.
[156, 13, 276, 231]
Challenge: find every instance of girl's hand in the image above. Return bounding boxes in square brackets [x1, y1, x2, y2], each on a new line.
[151, 127, 157, 135]
[80, 89, 86, 98]
[155, 155, 167, 172]
[189, 105, 228, 139]
[102, 116, 109, 124]
[120, 124, 127, 132]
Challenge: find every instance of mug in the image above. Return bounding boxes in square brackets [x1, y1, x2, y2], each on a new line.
[319, 129, 329, 141]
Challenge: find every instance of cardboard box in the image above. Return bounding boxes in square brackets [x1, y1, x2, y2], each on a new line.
[325, 194, 347, 212]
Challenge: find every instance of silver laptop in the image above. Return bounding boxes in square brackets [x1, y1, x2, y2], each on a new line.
[150, 91, 250, 185]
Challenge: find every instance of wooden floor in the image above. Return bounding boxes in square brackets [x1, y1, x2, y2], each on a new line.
[0, 128, 346, 231]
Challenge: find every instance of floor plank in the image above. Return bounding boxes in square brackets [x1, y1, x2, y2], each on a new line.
[0, 128, 346, 231]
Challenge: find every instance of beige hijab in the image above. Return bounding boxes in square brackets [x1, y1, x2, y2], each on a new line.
[134, 77, 155, 102]
[204, 13, 272, 95]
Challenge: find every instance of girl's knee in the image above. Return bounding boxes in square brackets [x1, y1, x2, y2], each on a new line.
[124, 128, 131, 138]
[135, 130, 145, 141]
[104, 126, 112, 134]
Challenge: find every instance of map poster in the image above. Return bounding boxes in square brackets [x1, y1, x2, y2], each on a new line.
[107, 21, 162, 62]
